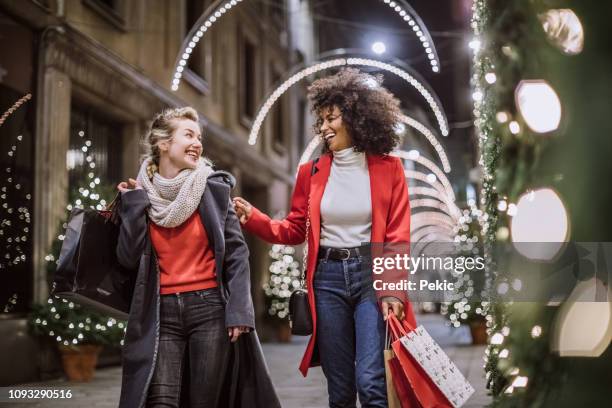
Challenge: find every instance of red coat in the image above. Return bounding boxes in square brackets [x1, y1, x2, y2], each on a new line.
[243, 152, 416, 376]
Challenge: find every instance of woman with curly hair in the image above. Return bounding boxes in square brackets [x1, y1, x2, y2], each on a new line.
[233, 68, 416, 407]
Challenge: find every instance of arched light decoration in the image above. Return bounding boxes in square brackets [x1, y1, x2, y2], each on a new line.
[552, 278, 612, 357]
[411, 225, 454, 244]
[413, 238, 455, 257]
[392, 150, 455, 200]
[252, 57, 449, 149]
[299, 116, 450, 174]
[510, 188, 570, 261]
[411, 211, 457, 230]
[515, 80, 562, 133]
[348, 58, 448, 135]
[379, 0, 441, 72]
[172, 0, 442, 90]
[398, 114, 450, 172]
[171, 0, 243, 91]
[410, 186, 447, 202]
[539, 9, 584, 55]
[410, 198, 454, 216]
[404, 169, 455, 203]
[0, 93, 32, 127]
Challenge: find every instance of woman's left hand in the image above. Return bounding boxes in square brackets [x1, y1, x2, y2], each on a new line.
[381, 297, 404, 321]
[228, 326, 250, 343]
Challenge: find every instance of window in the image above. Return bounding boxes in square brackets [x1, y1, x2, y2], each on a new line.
[0, 15, 35, 314]
[270, 0, 286, 31]
[239, 36, 257, 124]
[271, 67, 285, 152]
[68, 105, 123, 192]
[95, 0, 117, 9]
[185, 0, 206, 80]
[83, 0, 127, 30]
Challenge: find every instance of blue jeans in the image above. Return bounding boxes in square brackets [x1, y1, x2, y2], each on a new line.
[314, 254, 387, 408]
[146, 288, 230, 407]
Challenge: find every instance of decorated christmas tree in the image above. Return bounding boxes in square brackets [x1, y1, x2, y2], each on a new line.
[472, 1, 612, 406]
[29, 130, 124, 348]
[440, 199, 488, 337]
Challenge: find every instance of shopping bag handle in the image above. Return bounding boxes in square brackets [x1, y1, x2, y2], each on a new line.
[387, 312, 406, 340]
[400, 314, 416, 333]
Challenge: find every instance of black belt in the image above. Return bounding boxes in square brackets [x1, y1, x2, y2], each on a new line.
[319, 245, 371, 261]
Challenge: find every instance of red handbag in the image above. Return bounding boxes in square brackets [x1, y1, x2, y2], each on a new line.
[387, 314, 453, 408]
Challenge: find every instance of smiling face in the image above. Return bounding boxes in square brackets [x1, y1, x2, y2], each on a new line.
[159, 119, 202, 170]
[319, 105, 352, 152]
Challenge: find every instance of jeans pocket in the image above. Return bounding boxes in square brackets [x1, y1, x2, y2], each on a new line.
[197, 289, 224, 306]
[314, 258, 327, 278]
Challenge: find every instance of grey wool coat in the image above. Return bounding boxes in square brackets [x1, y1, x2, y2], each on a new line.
[115, 171, 280, 408]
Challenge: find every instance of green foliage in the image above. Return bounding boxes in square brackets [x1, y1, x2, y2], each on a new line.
[29, 133, 126, 348]
[29, 297, 125, 347]
[474, 0, 612, 406]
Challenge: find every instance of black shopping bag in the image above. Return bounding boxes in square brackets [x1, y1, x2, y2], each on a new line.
[51, 195, 136, 320]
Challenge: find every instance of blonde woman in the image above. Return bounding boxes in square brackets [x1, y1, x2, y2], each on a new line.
[116, 107, 279, 408]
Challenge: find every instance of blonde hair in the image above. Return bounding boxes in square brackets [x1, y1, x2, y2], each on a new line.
[142, 107, 203, 178]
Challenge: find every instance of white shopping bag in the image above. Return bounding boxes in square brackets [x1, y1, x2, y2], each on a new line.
[399, 325, 475, 408]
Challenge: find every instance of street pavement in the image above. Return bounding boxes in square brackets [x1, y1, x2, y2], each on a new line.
[1, 314, 490, 407]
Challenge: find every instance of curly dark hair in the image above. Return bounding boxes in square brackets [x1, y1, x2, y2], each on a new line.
[307, 68, 402, 155]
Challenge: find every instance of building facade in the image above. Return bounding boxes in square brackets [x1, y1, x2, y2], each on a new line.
[0, 0, 315, 384]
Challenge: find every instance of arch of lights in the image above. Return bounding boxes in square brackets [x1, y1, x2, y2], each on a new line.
[249, 57, 449, 148]
[171, 0, 441, 90]
[392, 150, 454, 193]
[412, 225, 454, 244]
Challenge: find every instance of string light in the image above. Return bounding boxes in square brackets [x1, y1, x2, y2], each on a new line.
[403, 169, 455, 203]
[251, 57, 449, 146]
[392, 150, 456, 202]
[510, 188, 569, 260]
[171, 0, 441, 90]
[378, 0, 441, 72]
[515, 80, 562, 133]
[398, 114, 451, 172]
[347, 58, 449, 135]
[539, 9, 584, 55]
[1, 122, 31, 287]
[0, 93, 32, 127]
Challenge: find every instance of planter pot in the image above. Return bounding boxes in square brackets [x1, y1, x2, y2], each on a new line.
[276, 322, 292, 343]
[469, 320, 488, 345]
[58, 344, 102, 382]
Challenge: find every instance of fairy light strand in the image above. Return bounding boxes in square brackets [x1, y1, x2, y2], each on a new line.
[250, 57, 449, 147]
[171, 0, 441, 90]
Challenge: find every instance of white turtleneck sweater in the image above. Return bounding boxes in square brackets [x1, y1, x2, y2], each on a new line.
[319, 147, 372, 248]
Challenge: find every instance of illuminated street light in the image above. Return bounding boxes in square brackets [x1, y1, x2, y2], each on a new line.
[371, 41, 386, 54]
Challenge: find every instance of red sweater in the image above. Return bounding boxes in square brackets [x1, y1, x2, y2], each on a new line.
[149, 211, 218, 295]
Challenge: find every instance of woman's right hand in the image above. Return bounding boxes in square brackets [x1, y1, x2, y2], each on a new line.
[117, 178, 142, 193]
[232, 197, 253, 224]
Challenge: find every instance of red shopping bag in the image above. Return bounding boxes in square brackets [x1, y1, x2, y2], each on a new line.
[387, 351, 423, 408]
[387, 314, 453, 408]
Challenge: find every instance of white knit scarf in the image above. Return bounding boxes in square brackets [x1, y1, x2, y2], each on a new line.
[137, 157, 214, 227]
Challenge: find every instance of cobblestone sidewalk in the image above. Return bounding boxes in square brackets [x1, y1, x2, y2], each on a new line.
[1, 314, 490, 407]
